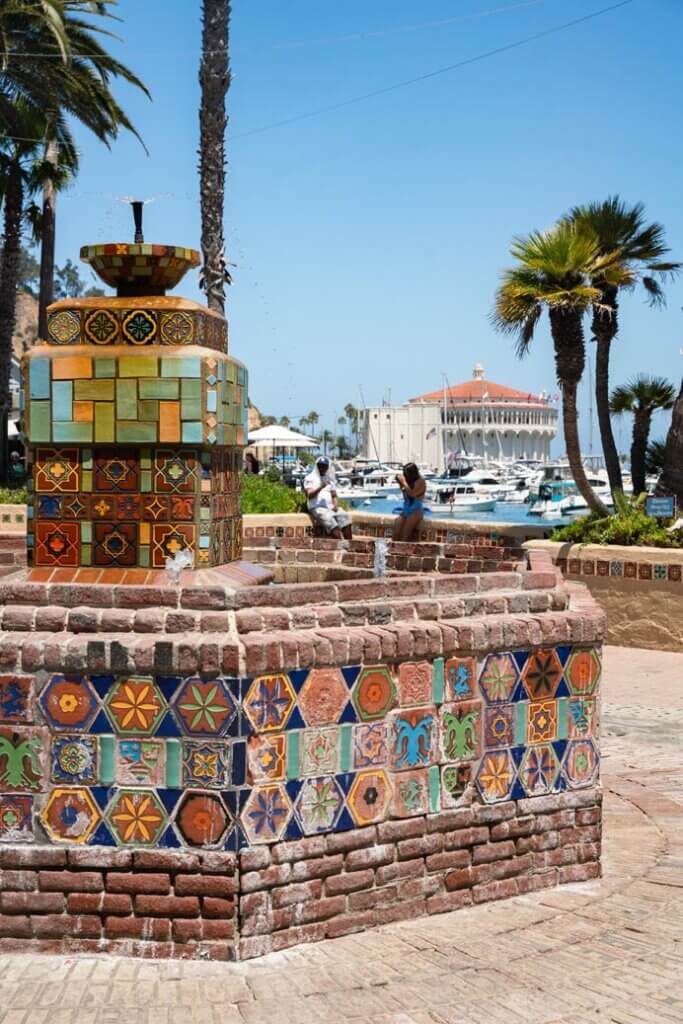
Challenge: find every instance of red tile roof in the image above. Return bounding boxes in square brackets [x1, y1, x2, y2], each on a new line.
[410, 378, 546, 404]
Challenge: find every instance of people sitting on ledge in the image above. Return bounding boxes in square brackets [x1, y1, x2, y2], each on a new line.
[393, 462, 426, 541]
[304, 456, 352, 540]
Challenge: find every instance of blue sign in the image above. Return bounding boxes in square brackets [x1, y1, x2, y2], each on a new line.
[646, 495, 675, 519]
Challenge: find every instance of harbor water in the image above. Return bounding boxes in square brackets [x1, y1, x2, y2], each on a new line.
[353, 494, 575, 529]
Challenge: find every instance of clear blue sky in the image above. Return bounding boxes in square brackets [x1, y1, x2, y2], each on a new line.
[52, 0, 683, 455]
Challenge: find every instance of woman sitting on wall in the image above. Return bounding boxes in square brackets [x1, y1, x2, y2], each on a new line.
[393, 463, 426, 542]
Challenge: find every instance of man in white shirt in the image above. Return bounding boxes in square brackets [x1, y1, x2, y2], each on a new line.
[304, 457, 352, 539]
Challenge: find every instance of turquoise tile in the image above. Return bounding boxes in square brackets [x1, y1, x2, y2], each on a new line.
[52, 381, 73, 422]
[99, 736, 115, 785]
[53, 421, 92, 442]
[428, 765, 440, 813]
[206, 389, 217, 413]
[166, 739, 181, 787]
[161, 356, 201, 378]
[340, 725, 352, 773]
[29, 401, 51, 442]
[182, 421, 202, 443]
[432, 658, 444, 705]
[29, 358, 50, 399]
[286, 732, 299, 780]
[81, 521, 92, 543]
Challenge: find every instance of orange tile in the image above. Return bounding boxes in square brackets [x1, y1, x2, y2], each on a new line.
[72, 568, 100, 583]
[98, 569, 126, 584]
[73, 401, 94, 422]
[52, 356, 93, 380]
[52, 567, 78, 583]
[139, 522, 151, 545]
[159, 401, 181, 442]
[122, 569, 148, 585]
[27, 568, 54, 582]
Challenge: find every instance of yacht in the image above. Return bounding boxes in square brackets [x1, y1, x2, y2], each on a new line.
[427, 482, 497, 514]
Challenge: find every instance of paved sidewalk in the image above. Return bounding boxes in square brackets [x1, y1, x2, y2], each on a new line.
[1, 645, 682, 1024]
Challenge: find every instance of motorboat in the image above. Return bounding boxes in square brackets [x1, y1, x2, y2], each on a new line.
[427, 483, 497, 514]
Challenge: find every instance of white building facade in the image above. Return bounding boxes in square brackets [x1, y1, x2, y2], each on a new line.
[361, 365, 558, 470]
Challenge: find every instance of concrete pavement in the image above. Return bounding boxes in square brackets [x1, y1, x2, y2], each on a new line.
[1, 644, 682, 1024]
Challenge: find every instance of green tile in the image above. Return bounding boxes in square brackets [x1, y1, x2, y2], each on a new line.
[139, 379, 179, 400]
[165, 739, 182, 787]
[138, 399, 160, 421]
[117, 421, 157, 443]
[75, 379, 114, 401]
[428, 765, 440, 813]
[29, 401, 51, 442]
[81, 544, 92, 566]
[116, 379, 137, 419]
[94, 402, 115, 442]
[340, 724, 352, 773]
[94, 358, 116, 378]
[99, 736, 115, 785]
[81, 521, 92, 543]
[162, 356, 201, 378]
[82, 449, 93, 469]
[286, 732, 300, 780]
[140, 448, 152, 469]
[140, 470, 152, 493]
[52, 381, 73, 422]
[181, 379, 201, 399]
[139, 546, 150, 567]
[53, 422, 92, 442]
[82, 470, 92, 492]
[557, 698, 568, 740]
[432, 658, 444, 705]
[181, 398, 202, 420]
[119, 355, 158, 377]
[182, 422, 202, 443]
[514, 701, 527, 746]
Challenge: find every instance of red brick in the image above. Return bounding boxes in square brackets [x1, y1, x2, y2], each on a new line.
[373, 897, 426, 926]
[67, 849, 131, 870]
[271, 836, 326, 864]
[425, 849, 470, 873]
[0, 914, 31, 937]
[72, 915, 102, 938]
[290, 856, 344, 882]
[66, 893, 132, 915]
[325, 827, 376, 854]
[271, 922, 326, 952]
[345, 845, 394, 872]
[0, 848, 65, 869]
[397, 876, 440, 900]
[174, 874, 235, 898]
[135, 895, 200, 917]
[202, 897, 235, 918]
[576, 807, 601, 826]
[473, 803, 516, 824]
[472, 841, 516, 865]
[348, 886, 398, 911]
[241, 865, 291, 893]
[104, 916, 170, 940]
[376, 859, 424, 885]
[0, 869, 37, 891]
[106, 873, 170, 895]
[1, 892, 64, 914]
[325, 870, 374, 896]
[444, 826, 489, 851]
[577, 843, 601, 864]
[239, 935, 273, 959]
[200, 852, 237, 874]
[444, 867, 472, 891]
[172, 918, 203, 943]
[239, 847, 271, 872]
[472, 878, 519, 903]
[132, 850, 200, 872]
[325, 910, 376, 939]
[299, 896, 346, 923]
[271, 880, 322, 909]
[38, 871, 103, 893]
[426, 890, 473, 915]
[202, 919, 234, 940]
[397, 834, 443, 861]
[490, 816, 536, 841]
[517, 869, 559, 894]
[31, 914, 72, 938]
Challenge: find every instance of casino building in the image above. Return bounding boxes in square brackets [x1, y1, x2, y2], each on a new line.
[361, 364, 558, 469]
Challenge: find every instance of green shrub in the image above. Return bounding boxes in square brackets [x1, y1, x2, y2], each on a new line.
[0, 488, 28, 505]
[242, 475, 306, 515]
[552, 506, 683, 548]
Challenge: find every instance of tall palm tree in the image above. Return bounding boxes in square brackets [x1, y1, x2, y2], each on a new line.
[566, 197, 681, 499]
[661, 383, 683, 502]
[610, 376, 676, 496]
[321, 429, 334, 456]
[494, 222, 627, 517]
[344, 402, 359, 451]
[307, 411, 319, 437]
[199, 0, 231, 315]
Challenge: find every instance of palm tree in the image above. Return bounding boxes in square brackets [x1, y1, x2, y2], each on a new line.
[661, 382, 683, 502]
[199, 0, 231, 315]
[307, 411, 319, 436]
[298, 415, 310, 434]
[278, 416, 290, 427]
[493, 222, 626, 517]
[566, 197, 681, 499]
[344, 402, 359, 450]
[321, 429, 334, 455]
[610, 376, 676, 496]
[645, 439, 666, 477]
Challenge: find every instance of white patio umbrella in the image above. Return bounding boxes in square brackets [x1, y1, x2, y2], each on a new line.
[247, 425, 318, 448]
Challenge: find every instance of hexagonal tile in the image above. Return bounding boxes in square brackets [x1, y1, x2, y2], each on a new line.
[39, 674, 99, 731]
[106, 789, 167, 846]
[297, 669, 348, 726]
[175, 791, 231, 846]
[565, 649, 601, 696]
[563, 739, 599, 788]
[243, 674, 295, 733]
[347, 769, 392, 826]
[352, 666, 396, 722]
[295, 776, 344, 834]
[241, 783, 292, 844]
[173, 678, 236, 736]
[478, 654, 519, 704]
[42, 786, 101, 843]
[104, 677, 167, 736]
[519, 744, 560, 796]
[476, 750, 515, 803]
[522, 649, 563, 700]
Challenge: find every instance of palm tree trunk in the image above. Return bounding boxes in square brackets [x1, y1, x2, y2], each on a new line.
[660, 380, 683, 502]
[38, 137, 59, 340]
[0, 160, 24, 485]
[199, 0, 231, 315]
[592, 293, 623, 499]
[630, 409, 650, 497]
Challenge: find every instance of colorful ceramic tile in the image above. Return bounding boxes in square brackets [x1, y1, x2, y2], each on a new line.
[669, 565, 682, 582]
[596, 560, 609, 577]
[94, 452, 138, 492]
[479, 653, 519, 704]
[175, 791, 231, 846]
[174, 678, 237, 736]
[347, 769, 392, 826]
[610, 560, 623, 577]
[438, 700, 482, 763]
[247, 734, 286, 783]
[483, 705, 515, 749]
[520, 744, 560, 795]
[93, 522, 137, 566]
[241, 783, 292, 844]
[294, 776, 344, 834]
[154, 451, 197, 493]
[522, 649, 563, 699]
[567, 697, 598, 739]
[441, 763, 472, 808]
[565, 648, 601, 696]
[352, 722, 388, 769]
[444, 656, 477, 701]
[653, 563, 667, 581]
[35, 448, 80, 492]
[299, 727, 340, 777]
[624, 562, 637, 579]
[390, 767, 430, 817]
[84, 308, 118, 344]
[116, 738, 166, 785]
[151, 523, 196, 567]
[476, 750, 515, 803]
[243, 674, 295, 733]
[42, 786, 101, 843]
[563, 740, 599, 788]
[107, 789, 167, 846]
[352, 666, 397, 722]
[297, 668, 348, 726]
[388, 707, 436, 770]
[51, 735, 98, 783]
[34, 521, 80, 566]
[527, 700, 558, 744]
[182, 741, 230, 789]
[0, 727, 47, 791]
[48, 309, 81, 345]
[122, 309, 158, 345]
[105, 678, 167, 735]
[0, 676, 33, 723]
[39, 675, 99, 731]
[0, 794, 33, 842]
[638, 563, 652, 581]
[160, 310, 195, 344]
[397, 661, 432, 707]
